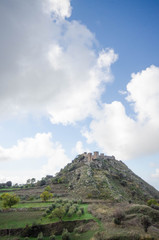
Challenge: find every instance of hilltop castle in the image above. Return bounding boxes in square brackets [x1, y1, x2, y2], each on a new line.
[81, 151, 115, 162]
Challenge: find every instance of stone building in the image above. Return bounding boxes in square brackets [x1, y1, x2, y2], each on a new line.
[82, 151, 115, 162]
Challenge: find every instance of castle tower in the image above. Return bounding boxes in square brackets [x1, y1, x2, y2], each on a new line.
[93, 151, 99, 159]
[87, 152, 92, 162]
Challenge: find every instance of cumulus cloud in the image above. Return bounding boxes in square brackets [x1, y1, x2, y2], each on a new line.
[83, 65, 159, 160]
[126, 65, 159, 123]
[43, 0, 72, 19]
[0, 0, 117, 125]
[0, 133, 70, 183]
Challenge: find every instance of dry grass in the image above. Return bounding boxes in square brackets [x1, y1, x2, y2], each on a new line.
[88, 202, 159, 239]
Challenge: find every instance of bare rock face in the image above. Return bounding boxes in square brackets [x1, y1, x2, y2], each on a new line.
[52, 153, 159, 202]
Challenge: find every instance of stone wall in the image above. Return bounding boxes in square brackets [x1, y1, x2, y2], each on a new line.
[82, 151, 115, 162]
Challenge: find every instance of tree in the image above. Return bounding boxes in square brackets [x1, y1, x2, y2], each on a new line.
[6, 181, 12, 187]
[51, 207, 66, 222]
[40, 191, 53, 202]
[45, 185, 51, 192]
[26, 179, 31, 184]
[39, 178, 46, 186]
[0, 193, 20, 208]
[31, 178, 36, 184]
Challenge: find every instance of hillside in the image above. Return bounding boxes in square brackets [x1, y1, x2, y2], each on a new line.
[53, 152, 159, 202]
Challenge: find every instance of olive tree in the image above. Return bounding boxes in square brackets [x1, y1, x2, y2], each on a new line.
[0, 193, 20, 208]
[40, 191, 53, 202]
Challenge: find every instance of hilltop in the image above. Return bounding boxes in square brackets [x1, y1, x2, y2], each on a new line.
[52, 151, 159, 202]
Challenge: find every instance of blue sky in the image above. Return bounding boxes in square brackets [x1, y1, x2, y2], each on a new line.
[0, 0, 159, 190]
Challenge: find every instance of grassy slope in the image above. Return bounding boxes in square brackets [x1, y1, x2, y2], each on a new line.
[0, 202, 95, 229]
[0, 211, 43, 229]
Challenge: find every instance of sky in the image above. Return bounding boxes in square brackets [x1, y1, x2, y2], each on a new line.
[0, 0, 159, 190]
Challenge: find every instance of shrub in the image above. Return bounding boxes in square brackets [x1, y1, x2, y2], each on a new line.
[77, 199, 83, 204]
[46, 209, 51, 214]
[121, 180, 127, 187]
[80, 207, 84, 214]
[141, 215, 152, 233]
[151, 204, 159, 210]
[67, 208, 74, 217]
[37, 232, 44, 240]
[73, 204, 78, 211]
[49, 235, 56, 240]
[62, 229, 71, 240]
[45, 185, 51, 192]
[147, 198, 158, 206]
[87, 193, 93, 199]
[51, 207, 66, 222]
[113, 209, 125, 225]
[64, 205, 69, 214]
[69, 206, 76, 214]
[77, 209, 82, 217]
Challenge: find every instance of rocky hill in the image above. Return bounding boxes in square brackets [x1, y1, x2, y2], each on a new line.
[52, 152, 159, 202]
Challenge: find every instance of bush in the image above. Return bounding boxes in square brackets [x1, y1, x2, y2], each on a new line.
[80, 207, 84, 214]
[77, 209, 82, 217]
[141, 215, 152, 233]
[87, 193, 93, 199]
[113, 209, 125, 225]
[37, 232, 44, 240]
[151, 204, 159, 210]
[62, 229, 71, 240]
[67, 208, 74, 217]
[49, 235, 56, 240]
[77, 199, 83, 204]
[147, 199, 158, 206]
[45, 185, 51, 192]
[121, 180, 127, 187]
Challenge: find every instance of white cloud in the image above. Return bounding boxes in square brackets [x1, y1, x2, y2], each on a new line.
[152, 169, 159, 179]
[83, 65, 159, 160]
[0, 0, 117, 125]
[126, 65, 159, 123]
[72, 141, 90, 155]
[43, 0, 72, 19]
[0, 133, 70, 183]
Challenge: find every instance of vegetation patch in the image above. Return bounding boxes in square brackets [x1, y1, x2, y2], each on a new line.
[0, 211, 43, 229]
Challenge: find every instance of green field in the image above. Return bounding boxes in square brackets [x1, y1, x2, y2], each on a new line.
[0, 195, 98, 240]
[0, 201, 94, 229]
[0, 211, 43, 229]
[0, 200, 52, 209]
